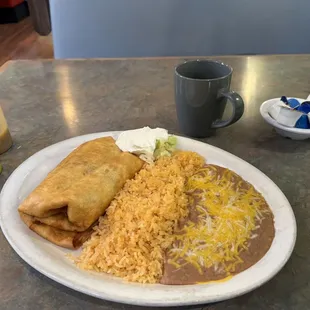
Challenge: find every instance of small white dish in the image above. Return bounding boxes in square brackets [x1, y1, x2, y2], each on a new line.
[260, 98, 310, 140]
[0, 132, 296, 306]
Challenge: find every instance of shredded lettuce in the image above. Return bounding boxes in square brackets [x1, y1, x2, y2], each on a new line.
[154, 135, 177, 159]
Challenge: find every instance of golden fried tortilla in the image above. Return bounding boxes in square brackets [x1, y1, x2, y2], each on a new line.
[19, 212, 93, 249]
[18, 137, 143, 249]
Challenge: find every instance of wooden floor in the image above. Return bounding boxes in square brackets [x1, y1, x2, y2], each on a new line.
[0, 17, 53, 67]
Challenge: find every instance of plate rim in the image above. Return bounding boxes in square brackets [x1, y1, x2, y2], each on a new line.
[0, 131, 297, 307]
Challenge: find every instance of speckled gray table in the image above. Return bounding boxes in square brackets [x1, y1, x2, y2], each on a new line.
[0, 56, 309, 310]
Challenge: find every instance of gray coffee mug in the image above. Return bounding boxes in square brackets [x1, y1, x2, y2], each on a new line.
[175, 60, 244, 138]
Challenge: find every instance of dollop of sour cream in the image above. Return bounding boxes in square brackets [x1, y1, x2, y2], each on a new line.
[116, 127, 168, 163]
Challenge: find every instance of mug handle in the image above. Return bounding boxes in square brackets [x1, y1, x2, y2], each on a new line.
[212, 90, 244, 128]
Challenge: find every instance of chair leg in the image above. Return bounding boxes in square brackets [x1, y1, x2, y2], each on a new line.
[27, 0, 51, 36]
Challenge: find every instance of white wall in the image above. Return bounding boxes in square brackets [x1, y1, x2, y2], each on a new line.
[50, 0, 310, 58]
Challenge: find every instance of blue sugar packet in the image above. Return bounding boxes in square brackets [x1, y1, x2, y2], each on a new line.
[297, 101, 310, 114]
[295, 114, 310, 129]
[281, 96, 300, 109]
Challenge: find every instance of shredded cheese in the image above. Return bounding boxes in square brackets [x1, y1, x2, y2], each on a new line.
[168, 165, 269, 275]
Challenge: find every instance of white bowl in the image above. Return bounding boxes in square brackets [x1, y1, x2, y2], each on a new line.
[260, 98, 310, 140]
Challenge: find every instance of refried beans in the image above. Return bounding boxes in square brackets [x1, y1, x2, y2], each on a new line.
[161, 165, 275, 285]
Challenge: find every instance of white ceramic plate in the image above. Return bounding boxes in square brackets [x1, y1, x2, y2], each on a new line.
[260, 97, 310, 140]
[0, 132, 296, 307]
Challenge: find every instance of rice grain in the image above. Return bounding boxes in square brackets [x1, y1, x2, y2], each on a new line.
[75, 151, 205, 283]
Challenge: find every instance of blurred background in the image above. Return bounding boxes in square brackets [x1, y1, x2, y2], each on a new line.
[1, 0, 310, 65]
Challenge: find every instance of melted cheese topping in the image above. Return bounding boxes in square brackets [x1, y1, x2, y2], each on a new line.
[168, 166, 269, 275]
[197, 275, 233, 284]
